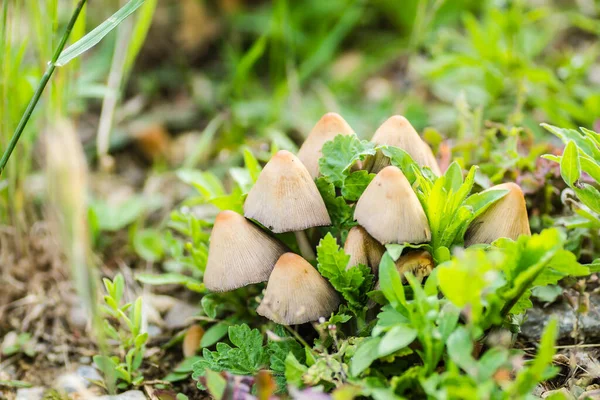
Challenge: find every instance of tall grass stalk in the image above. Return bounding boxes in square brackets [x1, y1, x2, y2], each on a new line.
[0, 0, 87, 176]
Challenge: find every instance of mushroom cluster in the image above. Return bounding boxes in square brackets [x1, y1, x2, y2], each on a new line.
[203, 113, 532, 325]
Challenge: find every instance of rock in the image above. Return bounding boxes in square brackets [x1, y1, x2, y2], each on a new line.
[96, 389, 147, 400]
[69, 303, 89, 329]
[55, 366, 102, 395]
[579, 389, 600, 400]
[77, 365, 102, 385]
[16, 387, 45, 400]
[164, 301, 198, 329]
[147, 324, 163, 338]
[56, 373, 86, 394]
[520, 294, 600, 341]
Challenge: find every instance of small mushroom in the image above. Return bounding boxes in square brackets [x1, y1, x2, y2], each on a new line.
[354, 166, 431, 245]
[204, 210, 287, 292]
[344, 226, 385, 274]
[464, 182, 531, 246]
[257, 253, 340, 325]
[394, 250, 434, 281]
[367, 115, 441, 175]
[244, 150, 331, 259]
[373, 250, 434, 293]
[297, 112, 355, 179]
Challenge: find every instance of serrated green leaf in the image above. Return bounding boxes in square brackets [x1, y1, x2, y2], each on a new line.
[320, 135, 376, 187]
[342, 170, 375, 201]
[316, 233, 374, 313]
[285, 352, 308, 387]
[316, 177, 354, 229]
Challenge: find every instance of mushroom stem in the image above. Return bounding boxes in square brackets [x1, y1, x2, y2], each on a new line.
[295, 231, 316, 260]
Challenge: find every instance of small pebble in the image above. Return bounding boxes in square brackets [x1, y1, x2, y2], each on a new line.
[96, 389, 147, 400]
[147, 324, 163, 338]
[77, 365, 103, 385]
[16, 387, 45, 400]
[164, 301, 198, 329]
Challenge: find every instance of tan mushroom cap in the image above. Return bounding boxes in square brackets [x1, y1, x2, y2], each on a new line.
[369, 115, 441, 175]
[257, 253, 340, 325]
[244, 150, 331, 233]
[297, 113, 355, 178]
[344, 226, 385, 274]
[394, 250, 434, 281]
[464, 182, 531, 246]
[374, 250, 434, 290]
[204, 210, 287, 292]
[354, 166, 431, 244]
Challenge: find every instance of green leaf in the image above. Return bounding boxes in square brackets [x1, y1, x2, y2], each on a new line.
[90, 195, 160, 232]
[57, 0, 146, 66]
[192, 324, 269, 381]
[267, 327, 305, 391]
[573, 183, 600, 214]
[342, 170, 375, 201]
[319, 135, 376, 187]
[477, 348, 509, 382]
[378, 324, 417, 358]
[447, 327, 477, 375]
[438, 249, 500, 324]
[510, 319, 559, 395]
[200, 322, 230, 348]
[243, 148, 262, 182]
[316, 233, 374, 313]
[560, 141, 581, 186]
[285, 352, 308, 387]
[123, 0, 157, 76]
[201, 294, 219, 319]
[542, 124, 600, 160]
[350, 337, 381, 377]
[204, 369, 227, 399]
[378, 252, 406, 309]
[176, 169, 225, 199]
[133, 229, 164, 262]
[443, 162, 463, 193]
[380, 146, 419, 184]
[464, 189, 509, 219]
[316, 177, 354, 229]
[136, 273, 205, 293]
[385, 243, 430, 262]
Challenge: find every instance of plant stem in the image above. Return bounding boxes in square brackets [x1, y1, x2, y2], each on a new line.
[295, 230, 316, 260]
[0, 0, 87, 176]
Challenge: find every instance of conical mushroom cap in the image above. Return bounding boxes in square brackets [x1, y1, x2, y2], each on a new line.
[204, 210, 287, 292]
[354, 166, 431, 244]
[244, 150, 331, 233]
[344, 226, 385, 274]
[297, 113, 355, 178]
[257, 253, 340, 325]
[464, 182, 531, 246]
[369, 116, 441, 175]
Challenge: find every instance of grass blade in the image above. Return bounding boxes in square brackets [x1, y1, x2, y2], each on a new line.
[56, 0, 146, 67]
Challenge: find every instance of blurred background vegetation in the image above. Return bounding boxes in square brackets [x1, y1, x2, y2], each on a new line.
[2, 0, 599, 315]
[3, 0, 598, 224]
[1, 0, 599, 394]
